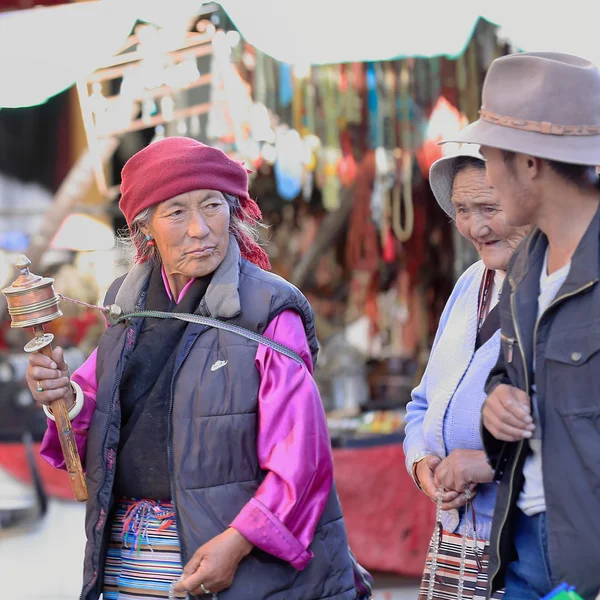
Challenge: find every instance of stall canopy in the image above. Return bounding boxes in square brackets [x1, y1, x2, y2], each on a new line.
[218, 0, 600, 67]
[0, 0, 599, 108]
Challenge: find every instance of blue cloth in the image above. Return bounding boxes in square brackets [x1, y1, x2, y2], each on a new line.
[404, 261, 499, 541]
[278, 62, 293, 107]
[504, 511, 553, 600]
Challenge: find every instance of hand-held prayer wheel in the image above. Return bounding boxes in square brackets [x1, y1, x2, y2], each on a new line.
[2, 255, 88, 502]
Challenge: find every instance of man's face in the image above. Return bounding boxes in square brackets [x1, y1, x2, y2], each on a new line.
[480, 147, 538, 228]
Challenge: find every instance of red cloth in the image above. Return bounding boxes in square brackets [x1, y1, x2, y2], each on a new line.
[333, 442, 435, 577]
[119, 137, 270, 270]
[0, 443, 72, 500]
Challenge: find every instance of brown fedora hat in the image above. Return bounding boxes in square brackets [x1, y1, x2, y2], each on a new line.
[442, 52, 600, 166]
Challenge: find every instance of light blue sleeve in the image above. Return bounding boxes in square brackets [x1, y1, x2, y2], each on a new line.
[403, 262, 481, 480]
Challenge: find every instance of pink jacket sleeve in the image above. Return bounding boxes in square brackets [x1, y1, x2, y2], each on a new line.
[230, 310, 333, 571]
[39, 348, 99, 469]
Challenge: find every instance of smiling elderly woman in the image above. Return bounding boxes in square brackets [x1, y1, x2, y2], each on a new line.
[25, 137, 364, 600]
[404, 145, 529, 597]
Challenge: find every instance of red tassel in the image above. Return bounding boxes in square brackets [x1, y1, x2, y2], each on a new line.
[237, 196, 271, 270]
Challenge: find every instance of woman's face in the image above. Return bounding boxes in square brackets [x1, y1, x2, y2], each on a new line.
[145, 189, 230, 279]
[452, 165, 529, 272]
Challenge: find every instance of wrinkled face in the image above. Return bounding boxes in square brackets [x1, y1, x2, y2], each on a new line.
[452, 165, 529, 271]
[480, 146, 537, 228]
[145, 189, 230, 278]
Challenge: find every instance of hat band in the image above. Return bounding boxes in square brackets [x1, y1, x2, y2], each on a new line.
[480, 109, 600, 136]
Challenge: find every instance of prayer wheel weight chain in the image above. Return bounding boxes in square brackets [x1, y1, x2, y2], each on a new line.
[2, 255, 88, 502]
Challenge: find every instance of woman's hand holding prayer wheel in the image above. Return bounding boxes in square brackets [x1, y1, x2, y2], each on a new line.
[26, 346, 75, 408]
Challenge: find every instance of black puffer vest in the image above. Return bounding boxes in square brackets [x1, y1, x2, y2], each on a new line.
[80, 240, 356, 600]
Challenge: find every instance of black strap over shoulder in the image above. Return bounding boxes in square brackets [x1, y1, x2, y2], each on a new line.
[116, 310, 305, 365]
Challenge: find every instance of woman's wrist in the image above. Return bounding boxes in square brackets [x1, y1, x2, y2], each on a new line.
[43, 381, 85, 422]
[226, 527, 253, 559]
[412, 456, 429, 490]
[476, 450, 495, 483]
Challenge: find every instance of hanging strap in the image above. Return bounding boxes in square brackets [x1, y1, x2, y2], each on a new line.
[116, 310, 304, 365]
[476, 269, 496, 332]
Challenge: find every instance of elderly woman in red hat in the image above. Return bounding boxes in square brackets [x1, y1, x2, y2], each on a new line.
[25, 137, 366, 600]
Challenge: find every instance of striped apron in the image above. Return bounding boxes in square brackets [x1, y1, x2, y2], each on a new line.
[103, 499, 187, 599]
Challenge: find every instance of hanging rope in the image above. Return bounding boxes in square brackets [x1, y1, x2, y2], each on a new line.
[391, 153, 415, 242]
[346, 152, 380, 272]
[391, 60, 414, 242]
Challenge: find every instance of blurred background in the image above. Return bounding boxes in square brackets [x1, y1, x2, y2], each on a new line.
[0, 1, 597, 598]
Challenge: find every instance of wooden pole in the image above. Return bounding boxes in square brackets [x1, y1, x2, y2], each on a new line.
[33, 326, 87, 502]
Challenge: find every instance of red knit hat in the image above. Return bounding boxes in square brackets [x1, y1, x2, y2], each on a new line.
[119, 137, 270, 270]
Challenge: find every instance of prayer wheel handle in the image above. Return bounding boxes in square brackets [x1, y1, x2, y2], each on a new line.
[2, 255, 88, 502]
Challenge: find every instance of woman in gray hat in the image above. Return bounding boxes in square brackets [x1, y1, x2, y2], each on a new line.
[404, 144, 529, 596]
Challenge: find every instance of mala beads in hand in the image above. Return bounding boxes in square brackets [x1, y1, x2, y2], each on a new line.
[426, 487, 476, 600]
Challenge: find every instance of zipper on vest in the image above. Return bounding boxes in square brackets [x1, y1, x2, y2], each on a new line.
[167, 297, 211, 565]
[80, 354, 125, 600]
[500, 334, 517, 363]
[81, 291, 146, 600]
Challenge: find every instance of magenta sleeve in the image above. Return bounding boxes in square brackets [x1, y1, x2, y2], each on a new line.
[230, 310, 333, 570]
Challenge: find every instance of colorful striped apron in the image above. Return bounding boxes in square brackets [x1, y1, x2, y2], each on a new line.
[103, 499, 188, 599]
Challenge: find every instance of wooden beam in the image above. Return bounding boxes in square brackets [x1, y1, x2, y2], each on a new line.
[93, 31, 214, 72]
[103, 73, 213, 105]
[97, 102, 211, 139]
[87, 43, 213, 84]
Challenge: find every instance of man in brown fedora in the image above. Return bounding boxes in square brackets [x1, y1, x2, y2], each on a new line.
[443, 52, 600, 600]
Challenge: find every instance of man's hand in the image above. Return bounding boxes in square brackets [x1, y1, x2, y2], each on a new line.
[174, 528, 252, 596]
[482, 384, 535, 442]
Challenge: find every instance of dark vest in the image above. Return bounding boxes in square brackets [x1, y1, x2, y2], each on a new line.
[79, 240, 356, 600]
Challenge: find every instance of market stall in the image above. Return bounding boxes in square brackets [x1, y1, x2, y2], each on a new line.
[0, 0, 505, 575]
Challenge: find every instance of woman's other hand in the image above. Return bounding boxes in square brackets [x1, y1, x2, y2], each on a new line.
[25, 346, 74, 408]
[415, 455, 460, 506]
[174, 528, 253, 595]
[433, 449, 493, 509]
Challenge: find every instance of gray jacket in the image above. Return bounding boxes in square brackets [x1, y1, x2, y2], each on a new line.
[79, 240, 356, 600]
[484, 205, 600, 600]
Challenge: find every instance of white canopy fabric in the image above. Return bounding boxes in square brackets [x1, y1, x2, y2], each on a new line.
[1, 0, 599, 108]
[0, 0, 137, 108]
[482, 1, 600, 70]
[219, 0, 482, 66]
[219, 0, 600, 67]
